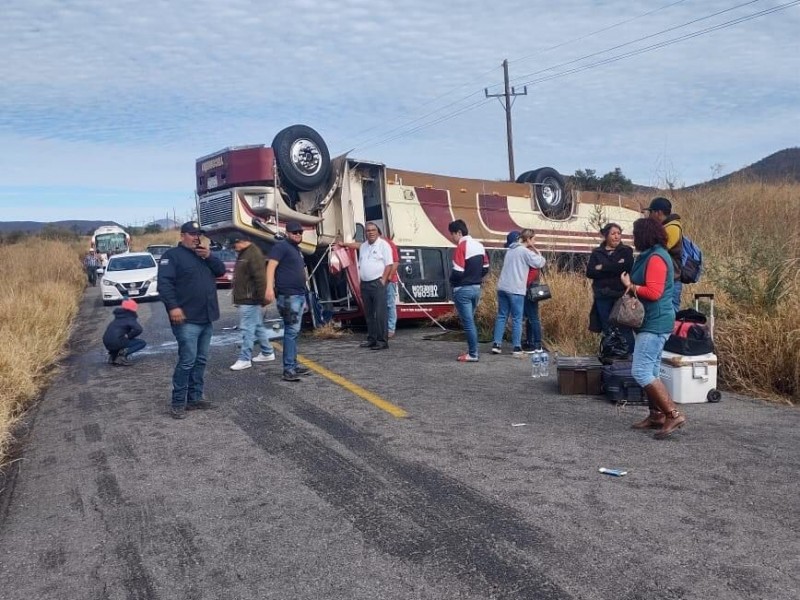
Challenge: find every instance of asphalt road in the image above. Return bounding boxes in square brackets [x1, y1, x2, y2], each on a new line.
[0, 287, 798, 600]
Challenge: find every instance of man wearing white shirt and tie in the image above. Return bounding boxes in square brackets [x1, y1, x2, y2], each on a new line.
[356, 222, 394, 350]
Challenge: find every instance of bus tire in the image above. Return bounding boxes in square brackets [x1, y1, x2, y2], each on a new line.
[271, 125, 331, 192]
[517, 167, 569, 218]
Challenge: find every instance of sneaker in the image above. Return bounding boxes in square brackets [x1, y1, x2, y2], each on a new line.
[491, 344, 502, 354]
[252, 352, 276, 363]
[230, 359, 252, 371]
[282, 371, 301, 382]
[388, 331, 395, 338]
[294, 365, 311, 376]
[457, 353, 479, 362]
[170, 406, 187, 420]
[113, 355, 132, 366]
[512, 347, 524, 357]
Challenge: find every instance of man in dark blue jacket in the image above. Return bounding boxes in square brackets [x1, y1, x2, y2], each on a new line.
[102, 299, 146, 365]
[157, 221, 226, 419]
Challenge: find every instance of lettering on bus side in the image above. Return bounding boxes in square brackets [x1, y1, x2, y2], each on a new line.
[410, 284, 440, 299]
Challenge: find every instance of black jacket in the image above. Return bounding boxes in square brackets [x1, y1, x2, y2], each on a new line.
[102, 307, 143, 352]
[586, 243, 634, 298]
[157, 244, 226, 324]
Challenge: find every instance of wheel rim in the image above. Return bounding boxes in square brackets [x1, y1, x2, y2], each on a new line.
[289, 138, 323, 177]
[539, 177, 562, 206]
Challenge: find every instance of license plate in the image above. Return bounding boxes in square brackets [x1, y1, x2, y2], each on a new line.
[127, 290, 140, 296]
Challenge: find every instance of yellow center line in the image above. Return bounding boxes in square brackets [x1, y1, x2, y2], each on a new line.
[271, 342, 408, 418]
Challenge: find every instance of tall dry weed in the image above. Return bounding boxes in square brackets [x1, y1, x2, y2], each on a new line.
[0, 239, 85, 462]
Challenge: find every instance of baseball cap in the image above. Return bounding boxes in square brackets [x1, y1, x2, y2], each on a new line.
[226, 232, 247, 245]
[646, 197, 672, 214]
[505, 231, 520, 248]
[285, 221, 303, 233]
[180, 221, 204, 234]
[121, 299, 138, 312]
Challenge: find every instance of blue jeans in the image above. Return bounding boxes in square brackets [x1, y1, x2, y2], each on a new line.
[523, 297, 543, 349]
[238, 304, 274, 361]
[170, 322, 213, 407]
[493, 290, 524, 348]
[672, 280, 682, 312]
[453, 285, 481, 358]
[277, 294, 305, 373]
[124, 338, 146, 357]
[631, 331, 670, 387]
[386, 282, 398, 333]
[594, 297, 635, 353]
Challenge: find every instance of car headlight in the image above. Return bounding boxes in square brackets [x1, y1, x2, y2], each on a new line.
[102, 279, 116, 286]
[148, 276, 157, 283]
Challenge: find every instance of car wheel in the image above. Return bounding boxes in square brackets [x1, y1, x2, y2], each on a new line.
[271, 125, 331, 192]
[707, 389, 722, 403]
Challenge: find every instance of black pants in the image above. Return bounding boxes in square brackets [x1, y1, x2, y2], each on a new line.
[361, 279, 388, 345]
[86, 266, 97, 286]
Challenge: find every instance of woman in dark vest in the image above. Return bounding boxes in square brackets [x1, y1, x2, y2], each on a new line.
[586, 222, 635, 352]
[621, 218, 686, 439]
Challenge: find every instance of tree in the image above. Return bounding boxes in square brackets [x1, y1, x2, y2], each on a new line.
[572, 167, 633, 193]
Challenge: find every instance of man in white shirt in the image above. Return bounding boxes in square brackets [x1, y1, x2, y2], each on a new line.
[357, 222, 395, 349]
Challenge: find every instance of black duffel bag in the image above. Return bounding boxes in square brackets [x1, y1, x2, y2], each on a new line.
[664, 314, 715, 356]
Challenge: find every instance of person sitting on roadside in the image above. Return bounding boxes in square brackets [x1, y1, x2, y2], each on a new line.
[586, 222, 635, 352]
[102, 299, 147, 366]
[491, 229, 545, 356]
[621, 218, 685, 439]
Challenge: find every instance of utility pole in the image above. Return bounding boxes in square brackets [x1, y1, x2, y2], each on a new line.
[485, 59, 527, 181]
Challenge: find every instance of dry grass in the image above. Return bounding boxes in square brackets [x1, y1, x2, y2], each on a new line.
[130, 230, 180, 250]
[0, 238, 86, 462]
[311, 321, 352, 339]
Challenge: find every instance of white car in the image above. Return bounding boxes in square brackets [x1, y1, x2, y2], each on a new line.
[101, 252, 159, 306]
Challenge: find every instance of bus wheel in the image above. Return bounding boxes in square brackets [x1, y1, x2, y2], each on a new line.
[272, 125, 331, 192]
[518, 167, 569, 218]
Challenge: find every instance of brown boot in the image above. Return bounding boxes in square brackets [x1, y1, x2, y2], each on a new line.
[655, 409, 686, 439]
[647, 379, 687, 439]
[631, 410, 665, 429]
[632, 384, 665, 429]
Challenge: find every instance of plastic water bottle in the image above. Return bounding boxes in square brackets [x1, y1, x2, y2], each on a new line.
[530, 351, 541, 378]
[539, 350, 550, 378]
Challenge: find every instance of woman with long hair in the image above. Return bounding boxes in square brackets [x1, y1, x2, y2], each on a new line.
[621, 218, 686, 438]
[586, 222, 634, 352]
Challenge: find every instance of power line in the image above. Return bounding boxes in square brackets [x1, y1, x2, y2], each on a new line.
[504, 0, 766, 90]
[343, 0, 692, 153]
[349, 0, 797, 155]
[515, 0, 800, 88]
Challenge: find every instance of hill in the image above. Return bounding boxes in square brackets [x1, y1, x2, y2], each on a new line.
[686, 147, 800, 190]
[0, 220, 122, 234]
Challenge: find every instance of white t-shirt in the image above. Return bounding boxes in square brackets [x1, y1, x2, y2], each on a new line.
[358, 238, 393, 282]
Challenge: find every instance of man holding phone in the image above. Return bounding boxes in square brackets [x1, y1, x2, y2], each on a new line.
[158, 221, 227, 419]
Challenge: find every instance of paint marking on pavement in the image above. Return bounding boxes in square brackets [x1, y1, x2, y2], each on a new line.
[272, 343, 408, 418]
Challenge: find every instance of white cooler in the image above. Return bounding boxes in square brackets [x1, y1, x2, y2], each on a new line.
[660, 351, 721, 404]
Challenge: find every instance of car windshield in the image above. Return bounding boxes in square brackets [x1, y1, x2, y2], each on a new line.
[147, 246, 171, 256]
[107, 256, 156, 271]
[213, 249, 238, 262]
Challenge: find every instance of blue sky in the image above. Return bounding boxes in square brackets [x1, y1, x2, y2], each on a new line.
[1, 0, 798, 225]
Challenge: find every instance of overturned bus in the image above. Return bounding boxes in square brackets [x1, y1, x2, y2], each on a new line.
[195, 124, 643, 325]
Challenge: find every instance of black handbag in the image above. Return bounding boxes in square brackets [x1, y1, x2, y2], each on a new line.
[526, 275, 552, 303]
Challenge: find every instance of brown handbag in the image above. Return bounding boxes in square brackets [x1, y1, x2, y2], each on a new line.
[609, 290, 644, 329]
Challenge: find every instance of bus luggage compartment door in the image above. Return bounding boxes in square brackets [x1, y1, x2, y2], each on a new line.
[397, 248, 449, 303]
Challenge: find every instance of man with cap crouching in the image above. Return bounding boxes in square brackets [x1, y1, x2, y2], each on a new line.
[265, 221, 311, 382]
[102, 298, 147, 366]
[228, 232, 276, 371]
[158, 221, 227, 419]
